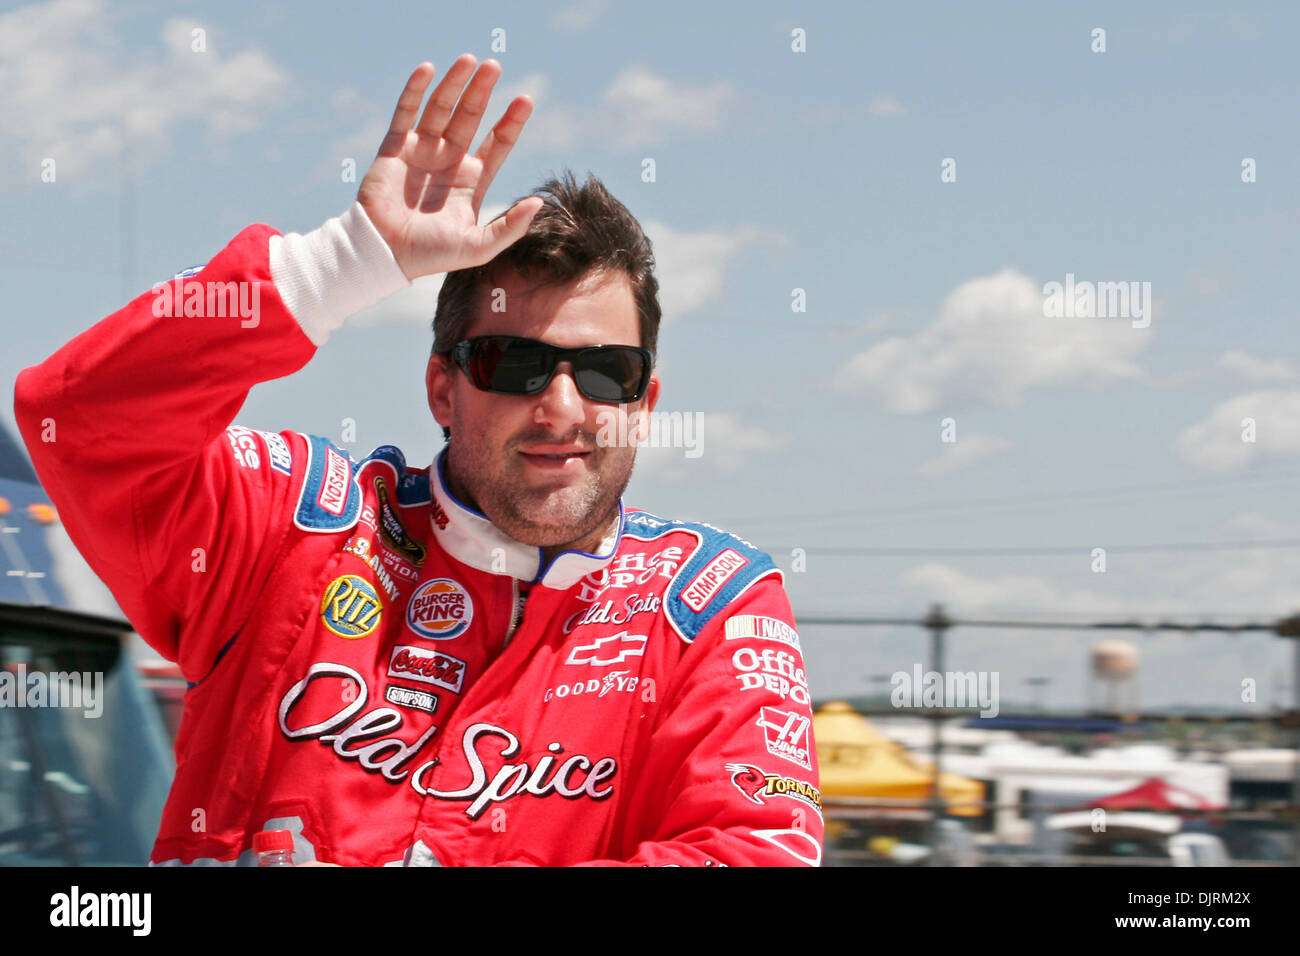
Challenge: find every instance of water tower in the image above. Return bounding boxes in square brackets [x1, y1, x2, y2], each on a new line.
[1088, 640, 1140, 714]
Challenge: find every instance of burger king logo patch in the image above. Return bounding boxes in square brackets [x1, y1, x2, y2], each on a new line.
[320, 574, 383, 639]
[406, 578, 473, 640]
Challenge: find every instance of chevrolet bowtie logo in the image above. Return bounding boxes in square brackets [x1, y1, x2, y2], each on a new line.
[565, 630, 650, 666]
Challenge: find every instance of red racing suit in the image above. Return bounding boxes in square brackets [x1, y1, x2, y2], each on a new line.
[13, 204, 822, 866]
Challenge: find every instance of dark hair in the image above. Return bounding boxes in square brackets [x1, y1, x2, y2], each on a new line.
[431, 169, 661, 441]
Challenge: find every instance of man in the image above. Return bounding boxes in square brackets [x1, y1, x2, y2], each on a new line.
[14, 56, 822, 866]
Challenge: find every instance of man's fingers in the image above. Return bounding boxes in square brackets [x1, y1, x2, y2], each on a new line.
[442, 59, 502, 155]
[478, 196, 544, 260]
[415, 53, 478, 140]
[472, 95, 534, 210]
[382, 63, 436, 151]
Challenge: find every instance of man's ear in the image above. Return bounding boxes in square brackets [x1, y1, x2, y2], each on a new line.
[426, 353, 454, 428]
[631, 373, 661, 444]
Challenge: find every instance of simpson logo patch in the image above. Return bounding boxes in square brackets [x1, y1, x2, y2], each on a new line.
[385, 685, 438, 714]
[320, 574, 384, 639]
[681, 549, 748, 612]
[318, 445, 351, 516]
[295, 435, 361, 532]
[406, 578, 473, 640]
[388, 645, 466, 694]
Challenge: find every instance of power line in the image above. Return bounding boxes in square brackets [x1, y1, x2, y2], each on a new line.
[761, 538, 1300, 557]
[710, 467, 1300, 531]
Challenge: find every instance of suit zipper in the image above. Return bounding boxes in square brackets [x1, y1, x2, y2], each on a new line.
[504, 578, 522, 647]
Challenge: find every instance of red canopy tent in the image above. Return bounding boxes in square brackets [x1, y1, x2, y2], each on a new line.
[1070, 777, 1224, 812]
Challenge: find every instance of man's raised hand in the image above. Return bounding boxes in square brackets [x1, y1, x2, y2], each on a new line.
[358, 56, 544, 281]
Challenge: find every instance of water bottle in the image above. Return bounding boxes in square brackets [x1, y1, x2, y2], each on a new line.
[254, 829, 295, 867]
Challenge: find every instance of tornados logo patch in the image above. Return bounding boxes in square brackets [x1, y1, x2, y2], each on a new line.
[320, 574, 384, 638]
[406, 578, 473, 640]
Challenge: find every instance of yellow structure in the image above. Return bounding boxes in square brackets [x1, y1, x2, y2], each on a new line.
[814, 700, 984, 816]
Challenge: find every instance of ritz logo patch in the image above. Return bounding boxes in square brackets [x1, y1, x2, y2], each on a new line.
[681, 549, 748, 611]
[320, 574, 384, 638]
[406, 578, 473, 639]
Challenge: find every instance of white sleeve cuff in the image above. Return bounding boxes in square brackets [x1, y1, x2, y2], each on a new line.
[269, 202, 411, 347]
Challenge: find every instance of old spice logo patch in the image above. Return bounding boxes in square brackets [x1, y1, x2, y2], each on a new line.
[388, 645, 466, 693]
[406, 578, 473, 639]
[318, 445, 350, 516]
[681, 549, 748, 612]
[319, 574, 383, 639]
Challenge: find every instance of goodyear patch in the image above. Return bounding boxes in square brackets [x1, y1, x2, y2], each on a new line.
[406, 578, 473, 640]
[320, 574, 383, 639]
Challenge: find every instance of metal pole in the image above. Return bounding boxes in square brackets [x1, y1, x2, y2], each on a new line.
[1293, 629, 1300, 863]
[925, 603, 949, 865]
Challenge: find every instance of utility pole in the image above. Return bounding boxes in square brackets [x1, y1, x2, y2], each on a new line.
[924, 603, 950, 865]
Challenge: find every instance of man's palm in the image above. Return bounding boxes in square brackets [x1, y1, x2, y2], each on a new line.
[358, 56, 543, 280]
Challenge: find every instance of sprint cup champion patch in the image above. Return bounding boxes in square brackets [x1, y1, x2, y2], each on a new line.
[320, 574, 384, 638]
[406, 578, 473, 640]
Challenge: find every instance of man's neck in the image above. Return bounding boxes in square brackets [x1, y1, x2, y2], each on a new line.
[539, 510, 620, 569]
[442, 457, 619, 571]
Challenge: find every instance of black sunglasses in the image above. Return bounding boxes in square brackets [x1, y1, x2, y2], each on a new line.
[450, 335, 654, 404]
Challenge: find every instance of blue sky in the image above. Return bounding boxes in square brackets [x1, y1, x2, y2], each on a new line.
[3, 0, 1299, 710]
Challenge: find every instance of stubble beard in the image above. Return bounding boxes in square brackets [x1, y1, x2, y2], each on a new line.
[447, 429, 634, 551]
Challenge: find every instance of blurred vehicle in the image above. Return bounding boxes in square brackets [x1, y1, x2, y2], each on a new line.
[1044, 810, 1229, 866]
[1, 423, 173, 864]
[0, 604, 173, 864]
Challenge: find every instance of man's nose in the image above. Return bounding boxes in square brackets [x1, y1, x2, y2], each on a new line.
[533, 360, 587, 429]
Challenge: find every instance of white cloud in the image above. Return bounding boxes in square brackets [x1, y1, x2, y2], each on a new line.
[350, 274, 444, 328]
[831, 267, 1151, 414]
[551, 0, 609, 31]
[632, 411, 788, 483]
[346, 202, 775, 331]
[498, 67, 734, 152]
[1174, 389, 1300, 473]
[1218, 349, 1297, 383]
[494, 73, 583, 152]
[915, 433, 1013, 478]
[902, 563, 1131, 617]
[867, 95, 906, 117]
[0, 0, 289, 178]
[643, 220, 784, 324]
[604, 66, 734, 148]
